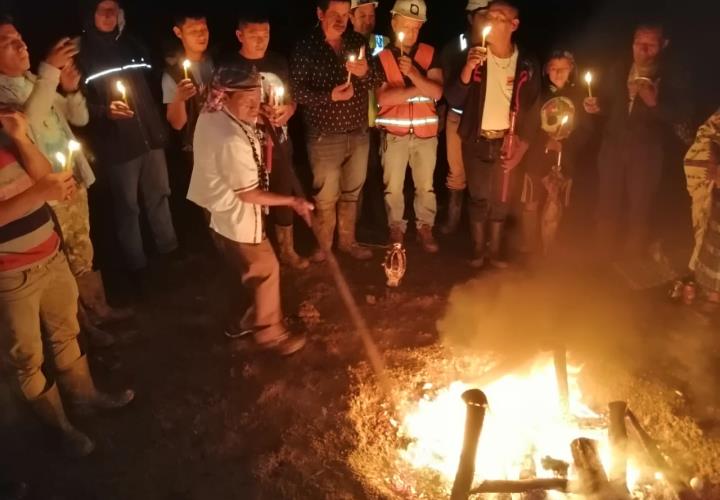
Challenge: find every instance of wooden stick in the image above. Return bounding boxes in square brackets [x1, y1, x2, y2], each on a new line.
[571, 438, 610, 494]
[469, 478, 568, 495]
[450, 390, 488, 500]
[608, 401, 629, 489]
[553, 347, 569, 415]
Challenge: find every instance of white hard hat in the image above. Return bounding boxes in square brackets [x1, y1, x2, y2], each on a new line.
[391, 0, 428, 22]
[351, 0, 379, 9]
[465, 0, 491, 12]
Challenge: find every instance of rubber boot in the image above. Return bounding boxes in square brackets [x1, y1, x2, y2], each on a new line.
[275, 225, 309, 270]
[440, 189, 464, 235]
[488, 220, 509, 269]
[469, 221, 487, 268]
[57, 355, 135, 417]
[76, 270, 134, 324]
[79, 302, 115, 348]
[29, 383, 95, 457]
[337, 201, 372, 260]
[309, 208, 336, 263]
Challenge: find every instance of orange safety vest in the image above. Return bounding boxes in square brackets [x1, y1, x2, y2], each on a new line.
[376, 43, 439, 138]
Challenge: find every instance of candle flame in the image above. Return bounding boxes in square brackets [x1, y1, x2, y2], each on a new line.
[482, 25, 492, 38]
[68, 140, 81, 152]
[275, 86, 285, 99]
[116, 80, 126, 94]
[182, 59, 191, 70]
[55, 152, 66, 167]
[584, 71, 593, 85]
[561, 115, 569, 126]
[348, 54, 357, 63]
[397, 31, 405, 43]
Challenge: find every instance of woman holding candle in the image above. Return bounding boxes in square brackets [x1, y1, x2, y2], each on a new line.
[518, 50, 591, 258]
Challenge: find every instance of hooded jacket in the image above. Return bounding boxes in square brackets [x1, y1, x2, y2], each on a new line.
[75, 0, 167, 166]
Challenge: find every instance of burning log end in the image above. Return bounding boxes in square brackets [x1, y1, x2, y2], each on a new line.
[450, 389, 488, 500]
[571, 438, 610, 495]
[541, 456, 570, 478]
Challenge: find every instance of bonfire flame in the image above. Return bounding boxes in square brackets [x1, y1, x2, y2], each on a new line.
[395, 354, 663, 497]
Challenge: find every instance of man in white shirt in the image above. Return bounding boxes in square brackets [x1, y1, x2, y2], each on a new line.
[188, 63, 313, 355]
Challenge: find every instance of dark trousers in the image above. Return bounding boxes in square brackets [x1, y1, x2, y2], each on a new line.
[462, 138, 512, 224]
[269, 139, 295, 227]
[359, 128, 387, 233]
[170, 151, 211, 251]
[595, 143, 663, 255]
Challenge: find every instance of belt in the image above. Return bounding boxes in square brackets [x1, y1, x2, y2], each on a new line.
[479, 129, 507, 140]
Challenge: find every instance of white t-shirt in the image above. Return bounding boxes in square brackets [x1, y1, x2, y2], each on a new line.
[481, 48, 518, 131]
[188, 110, 265, 244]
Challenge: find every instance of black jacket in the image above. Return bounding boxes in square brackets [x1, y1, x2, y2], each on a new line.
[77, 26, 168, 166]
[444, 46, 541, 143]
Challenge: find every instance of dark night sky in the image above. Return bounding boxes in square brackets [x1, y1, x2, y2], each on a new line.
[3, 0, 720, 121]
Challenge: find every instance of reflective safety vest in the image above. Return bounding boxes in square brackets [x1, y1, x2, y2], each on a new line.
[376, 43, 439, 138]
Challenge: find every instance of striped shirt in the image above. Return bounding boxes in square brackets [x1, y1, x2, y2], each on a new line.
[0, 147, 59, 273]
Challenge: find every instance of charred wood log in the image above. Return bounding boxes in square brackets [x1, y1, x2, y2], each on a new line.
[625, 409, 699, 500]
[571, 438, 610, 494]
[468, 478, 568, 495]
[450, 389, 488, 500]
[541, 456, 569, 478]
[608, 401, 629, 491]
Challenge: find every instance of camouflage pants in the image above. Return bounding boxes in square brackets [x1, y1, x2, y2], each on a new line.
[51, 185, 94, 278]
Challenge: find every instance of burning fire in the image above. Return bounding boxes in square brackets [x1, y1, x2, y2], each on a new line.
[394, 354, 649, 496]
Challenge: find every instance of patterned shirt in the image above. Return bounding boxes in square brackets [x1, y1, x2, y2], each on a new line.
[290, 26, 383, 134]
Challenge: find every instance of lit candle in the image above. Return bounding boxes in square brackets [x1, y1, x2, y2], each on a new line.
[397, 32, 405, 57]
[347, 54, 356, 84]
[182, 59, 191, 80]
[481, 25, 492, 48]
[67, 140, 81, 170]
[274, 85, 285, 107]
[116, 80, 128, 105]
[584, 71, 593, 98]
[55, 152, 67, 171]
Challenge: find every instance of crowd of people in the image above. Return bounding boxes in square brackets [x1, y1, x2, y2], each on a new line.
[0, 0, 717, 461]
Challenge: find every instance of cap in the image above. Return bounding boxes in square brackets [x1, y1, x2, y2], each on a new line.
[351, 0, 379, 8]
[212, 62, 261, 91]
[391, 0, 427, 22]
[465, 0, 491, 12]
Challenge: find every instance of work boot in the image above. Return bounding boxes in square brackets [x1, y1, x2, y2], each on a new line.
[469, 221, 487, 268]
[417, 224, 439, 253]
[440, 189, 464, 235]
[337, 201, 372, 260]
[79, 303, 115, 348]
[29, 383, 95, 457]
[57, 355, 135, 417]
[488, 220, 509, 269]
[389, 224, 405, 245]
[275, 225, 309, 270]
[309, 208, 336, 263]
[76, 271, 134, 324]
[255, 326, 306, 356]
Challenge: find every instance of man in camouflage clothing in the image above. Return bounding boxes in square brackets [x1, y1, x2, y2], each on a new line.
[684, 108, 720, 304]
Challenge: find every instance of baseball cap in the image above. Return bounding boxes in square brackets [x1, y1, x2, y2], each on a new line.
[390, 0, 427, 22]
[465, 0, 491, 12]
[351, 0, 379, 8]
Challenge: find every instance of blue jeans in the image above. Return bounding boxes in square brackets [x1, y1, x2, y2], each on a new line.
[306, 129, 370, 211]
[105, 148, 178, 270]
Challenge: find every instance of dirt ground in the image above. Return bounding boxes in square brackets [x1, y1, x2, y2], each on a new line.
[1, 218, 719, 500]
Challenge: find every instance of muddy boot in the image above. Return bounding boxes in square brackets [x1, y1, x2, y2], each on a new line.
[29, 383, 95, 457]
[469, 221, 487, 268]
[76, 271, 134, 323]
[440, 189, 464, 235]
[417, 224, 439, 253]
[57, 355, 135, 417]
[79, 303, 115, 348]
[337, 201, 372, 260]
[488, 220, 509, 269]
[275, 225, 309, 270]
[309, 208, 336, 263]
[255, 326, 306, 356]
[389, 224, 405, 245]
